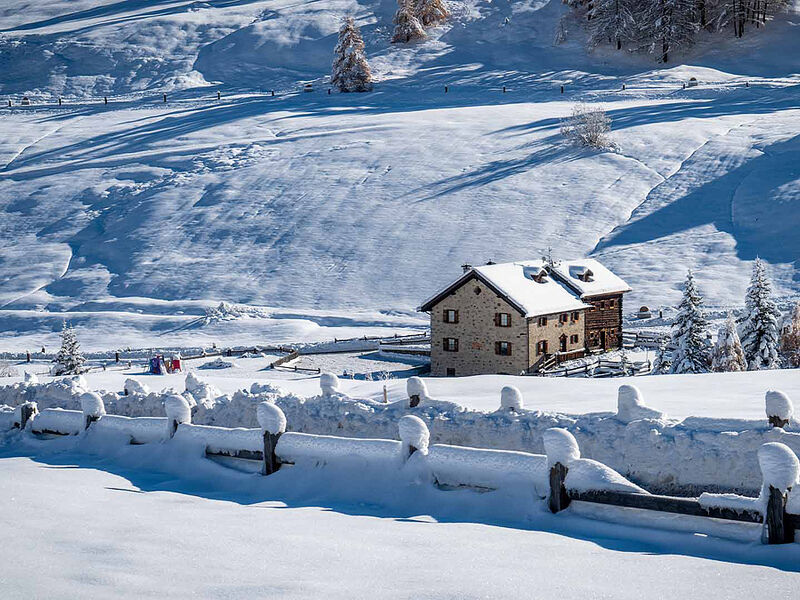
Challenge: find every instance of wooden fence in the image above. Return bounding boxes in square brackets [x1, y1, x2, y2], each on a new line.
[5, 397, 798, 546]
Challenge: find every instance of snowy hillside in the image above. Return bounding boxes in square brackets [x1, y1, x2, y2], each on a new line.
[0, 0, 798, 349]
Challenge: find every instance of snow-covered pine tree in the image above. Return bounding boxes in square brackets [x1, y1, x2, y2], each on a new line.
[711, 313, 747, 372]
[780, 301, 800, 367]
[669, 269, 710, 374]
[740, 258, 781, 370]
[331, 17, 373, 92]
[651, 338, 672, 374]
[588, 0, 636, 50]
[641, 0, 697, 62]
[415, 0, 449, 27]
[392, 0, 427, 43]
[54, 322, 86, 376]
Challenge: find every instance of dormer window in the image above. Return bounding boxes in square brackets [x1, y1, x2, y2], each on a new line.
[572, 266, 594, 282]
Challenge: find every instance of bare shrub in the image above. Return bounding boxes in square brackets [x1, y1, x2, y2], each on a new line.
[560, 103, 616, 150]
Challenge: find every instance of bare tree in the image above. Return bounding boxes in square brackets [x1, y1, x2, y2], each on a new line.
[561, 104, 616, 150]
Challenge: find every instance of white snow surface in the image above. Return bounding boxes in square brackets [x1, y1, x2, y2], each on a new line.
[319, 372, 340, 397]
[543, 427, 581, 467]
[174, 423, 263, 454]
[79, 391, 105, 418]
[500, 385, 524, 412]
[757, 442, 800, 492]
[406, 376, 428, 400]
[549, 259, 632, 297]
[256, 401, 286, 434]
[164, 393, 191, 425]
[276, 432, 402, 468]
[565, 458, 646, 494]
[398, 414, 429, 453]
[616, 384, 665, 423]
[30, 407, 84, 435]
[765, 389, 793, 421]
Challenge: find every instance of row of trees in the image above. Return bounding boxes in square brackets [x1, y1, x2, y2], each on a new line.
[663, 259, 799, 374]
[570, 0, 792, 62]
[392, 0, 449, 43]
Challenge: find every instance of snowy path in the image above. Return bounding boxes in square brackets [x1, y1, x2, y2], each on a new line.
[1, 451, 798, 598]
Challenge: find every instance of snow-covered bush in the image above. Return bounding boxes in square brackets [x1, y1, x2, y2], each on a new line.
[758, 442, 799, 492]
[711, 313, 747, 372]
[257, 401, 287, 435]
[670, 269, 710, 374]
[320, 372, 340, 397]
[53, 322, 86, 375]
[560, 104, 615, 150]
[391, 0, 426, 43]
[500, 385, 523, 412]
[765, 390, 793, 426]
[79, 391, 105, 420]
[398, 414, 429, 456]
[740, 258, 781, 370]
[331, 17, 373, 92]
[616, 384, 664, 423]
[543, 427, 580, 467]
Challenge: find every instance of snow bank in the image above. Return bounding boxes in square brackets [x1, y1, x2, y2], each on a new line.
[398, 415, 429, 455]
[565, 458, 645, 494]
[23, 372, 38, 385]
[124, 378, 149, 396]
[257, 401, 286, 435]
[30, 408, 84, 435]
[500, 386, 523, 412]
[80, 392, 105, 419]
[616, 385, 664, 423]
[427, 445, 548, 495]
[185, 372, 220, 405]
[758, 442, 800, 492]
[407, 377, 428, 401]
[92, 415, 167, 444]
[199, 358, 237, 370]
[319, 372, 340, 397]
[765, 390, 793, 422]
[0, 406, 15, 431]
[543, 428, 580, 467]
[174, 424, 262, 454]
[277, 432, 401, 468]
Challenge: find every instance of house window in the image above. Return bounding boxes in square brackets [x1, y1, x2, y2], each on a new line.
[443, 337, 459, 352]
[609, 299, 615, 308]
[473, 287, 482, 295]
[559, 313, 568, 324]
[600, 301, 606, 309]
[496, 312, 511, 327]
[571, 311, 580, 322]
[443, 309, 459, 324]
[537, 316, 548, 327]
[495, 341, 512, 356]
[536, 340, 548, 355]
[570, 334, 579, 344]
[446, 368, 456, 377]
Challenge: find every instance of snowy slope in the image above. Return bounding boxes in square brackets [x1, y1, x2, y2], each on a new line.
[0, 0, 798, 349]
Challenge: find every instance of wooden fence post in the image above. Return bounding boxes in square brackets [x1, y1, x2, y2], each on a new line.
[263, 431, 282, 475]
[548, 462, 570, 513]
[257, 402, 286, 475]
[765, 485, 793, 544]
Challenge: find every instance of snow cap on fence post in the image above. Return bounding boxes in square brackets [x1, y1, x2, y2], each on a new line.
[14, 402, 38, 429]
[616, 384, 664, 423]
[320, 372, 339, 397]
[164, 394, 191, 438]
[406, 377, 428, 408]
[23, 371, 39, 385]
[765, 390, 793, 429]
[399, 414, 429, 460]
[257, 401, 286, 475]
[544, 428, 578, 513]
[758, 442, 799, 544]
[500, 385, 523, 412]
[80, 391, 105, 430]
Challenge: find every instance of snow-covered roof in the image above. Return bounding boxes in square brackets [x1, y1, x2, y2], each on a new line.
[419, 260, 591, 318]
[549, 259, 631, 298]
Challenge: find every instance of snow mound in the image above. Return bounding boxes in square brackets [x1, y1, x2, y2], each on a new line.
[23, 372, 38, 385]
[758, 442, 800, 492]
[79, 391, 105, 419]
[184, 372, 220, 405]
[164, 394, 191, 426]
[199, 358, 237, 370]
[257, 401, 287, 435]
[565, 458, 646, 494]
[616, 385, 664, 423]
[70, 375, 88, 391]
[407, 377, 429, 401]
[765, 390, 793, 421]
[500, 386, 523, 412]
[543, 428, 580, 467]
[320, 372, 340, 397]
[124, 378, 149, 396]
[398, 415, 429, 454]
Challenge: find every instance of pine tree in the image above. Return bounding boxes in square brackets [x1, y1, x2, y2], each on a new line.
[392, 0, 427, 43]
[780, 301, 800, 368]
[651, 338, 672, 374]
[331, 17, 373, 93]
[669, 270, 710, 374]
[641, 0, 697, 62]
[54, 322, 86, 376]
[588, 0, 636, 50]
[711, 313, 747, 372]
[740, 258, 781, 370]
[415, 0, 449, 27]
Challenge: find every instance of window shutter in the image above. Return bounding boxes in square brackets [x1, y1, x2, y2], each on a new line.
[454, 338, 459, 352]
[454, 310, 459, 324]
[494, 341, 500, 354]
[494, 313, 499, 326]
[443, 309, 448, 322]
[507, 342, 512, 356]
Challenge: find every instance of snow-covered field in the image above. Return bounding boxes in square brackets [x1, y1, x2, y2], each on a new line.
[0, 0, 798, 351]
[1, 439, 798, 599]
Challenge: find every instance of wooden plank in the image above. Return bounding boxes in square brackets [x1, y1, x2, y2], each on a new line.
[765, 486, 794, 544]
[548, 463, 570, 513]
[571, 490, 763, 524]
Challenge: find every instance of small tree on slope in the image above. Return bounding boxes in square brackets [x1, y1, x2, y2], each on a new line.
[392, 0, 427, 43]
[54, 322, 86, 376]
[331, 18, 373, 93]
[711, 313, 747, 372]
[740, 258, 781, 370]
[588, 0, 636, 50]
[780, 301, 800, 368]
[669, 270, 710, 374]
[416, 0, 449, 26]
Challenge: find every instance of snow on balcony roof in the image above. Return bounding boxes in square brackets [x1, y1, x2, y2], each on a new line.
[550, 259, 631, 298]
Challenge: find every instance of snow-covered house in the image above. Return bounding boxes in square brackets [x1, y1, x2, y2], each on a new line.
[419, 259, 630, 376]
